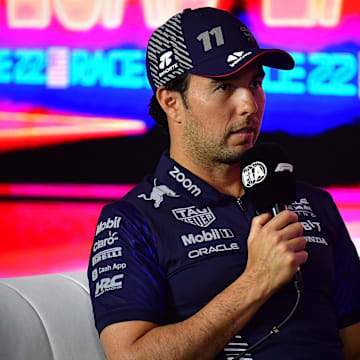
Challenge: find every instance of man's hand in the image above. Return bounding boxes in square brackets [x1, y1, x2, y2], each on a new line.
[244, 210, 308, 297]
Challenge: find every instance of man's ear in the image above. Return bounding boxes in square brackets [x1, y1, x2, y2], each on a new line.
[156, 87, 183, 124]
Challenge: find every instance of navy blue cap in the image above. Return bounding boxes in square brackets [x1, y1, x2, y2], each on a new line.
[146, 7, 294, 93]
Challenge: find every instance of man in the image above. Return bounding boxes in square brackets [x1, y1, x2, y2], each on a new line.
[88, 7, 360, 360]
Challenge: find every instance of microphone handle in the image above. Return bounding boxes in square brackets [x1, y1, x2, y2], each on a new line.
[270, 203, 286, 217]
[270, 203, 304, 293]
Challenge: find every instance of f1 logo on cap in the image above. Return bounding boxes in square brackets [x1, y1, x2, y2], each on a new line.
[159, 51, 173, 69]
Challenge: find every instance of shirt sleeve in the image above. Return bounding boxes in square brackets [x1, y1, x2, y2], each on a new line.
[323, 191, 360, 329]
[87, 200, 167, 335]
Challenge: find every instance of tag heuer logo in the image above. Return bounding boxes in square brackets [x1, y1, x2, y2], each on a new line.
[227, 51, 252, 68]
[172, 206, 216, 228]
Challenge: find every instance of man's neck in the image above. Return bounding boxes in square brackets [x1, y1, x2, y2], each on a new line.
[169, 149, 245, 199]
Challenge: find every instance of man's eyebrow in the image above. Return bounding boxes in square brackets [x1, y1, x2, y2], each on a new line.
[254, 69, 266, 79]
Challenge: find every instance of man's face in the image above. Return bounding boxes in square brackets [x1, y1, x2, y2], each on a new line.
[180, 61, 266, 166]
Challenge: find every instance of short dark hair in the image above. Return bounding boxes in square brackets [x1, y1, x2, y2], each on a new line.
[148, 73, 190, 135]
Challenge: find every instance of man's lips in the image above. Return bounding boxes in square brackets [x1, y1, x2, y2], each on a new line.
[230, 126, 255, 134]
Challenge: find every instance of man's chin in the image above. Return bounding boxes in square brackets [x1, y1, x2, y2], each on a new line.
[216, 151, 244, 165]
[225, 143, 257, 164]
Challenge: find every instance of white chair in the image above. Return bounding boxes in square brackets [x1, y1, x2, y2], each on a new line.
[0, 272, 106, 360]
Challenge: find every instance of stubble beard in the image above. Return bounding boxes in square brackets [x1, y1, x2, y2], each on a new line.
[182, 118, 245, 168]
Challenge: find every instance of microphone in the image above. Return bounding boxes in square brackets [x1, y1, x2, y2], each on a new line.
[240, 142, 303, 292]
[240, 142, 296, 215]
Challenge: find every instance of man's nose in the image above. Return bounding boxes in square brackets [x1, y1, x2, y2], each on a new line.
[235, 88, 258, 116]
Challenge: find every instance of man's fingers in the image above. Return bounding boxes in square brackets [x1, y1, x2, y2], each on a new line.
[284, 237, 308, 268]
[248, 213, 271, 238]
[265, 210, 298, 231]
[294, 250, 309, 267]
[286, 236, 307, 252]
[280, 221, 304, 239]
[252, 213, 272, 227]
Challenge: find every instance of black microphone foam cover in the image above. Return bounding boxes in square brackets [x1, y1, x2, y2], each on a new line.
[240, 143, 296, 213]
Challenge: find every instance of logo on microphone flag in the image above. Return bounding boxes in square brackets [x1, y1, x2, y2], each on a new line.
[242, 161, 267, 188]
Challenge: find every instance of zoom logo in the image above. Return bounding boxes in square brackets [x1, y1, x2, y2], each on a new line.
[169, 166, 202, 197]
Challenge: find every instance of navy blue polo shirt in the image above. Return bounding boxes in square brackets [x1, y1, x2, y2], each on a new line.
[88, 151, 360, 360]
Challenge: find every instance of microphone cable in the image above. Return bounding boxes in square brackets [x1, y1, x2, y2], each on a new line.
[232, 271, 303, 360]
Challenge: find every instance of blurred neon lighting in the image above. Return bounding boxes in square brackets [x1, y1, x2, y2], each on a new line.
[8, 0, 122, 30]
[264, 51, 358, 97]
[71, 49, 147, 89]
[359, 51, 360, 99]
[7, 0, 51, 29]
[6, 0, 220, 30]
[141, 0, 218, 28]
[102, 0, 126, 29]
[327, 186, 360, 204]
[317, 0, 343, 27]
[0, 200, 105, 277]
[263, 0, 343, 27]
[47, 47, 70, 88]
[1, 48, 46, 85]
[53, 0, 103, 31]
[307, 52, 357, 96]
[0, 111, 147, 152]
[0, 183, 135, 200]
[327, 186, 360, 257]
[0, 48, 148, 89]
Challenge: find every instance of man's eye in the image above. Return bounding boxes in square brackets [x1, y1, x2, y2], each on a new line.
[251, 80, 263, 88]
[216, 84, 229, 91]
